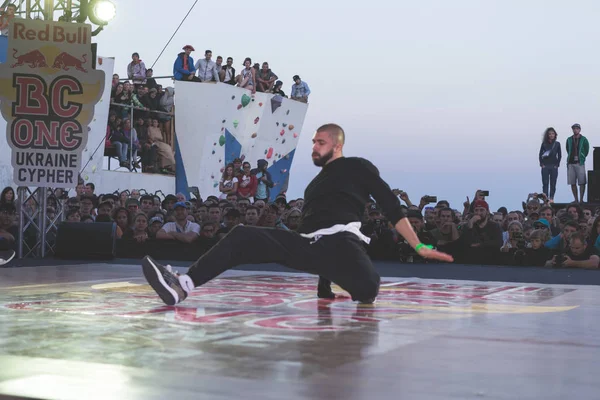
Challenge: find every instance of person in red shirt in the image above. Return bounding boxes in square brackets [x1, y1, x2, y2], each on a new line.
[236, 161, 257, 199]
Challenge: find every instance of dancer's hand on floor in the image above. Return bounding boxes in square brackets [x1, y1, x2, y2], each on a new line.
[417, 247, 454, 263]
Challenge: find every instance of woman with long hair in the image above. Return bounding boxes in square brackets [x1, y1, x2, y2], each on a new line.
[147, 119, 176, 174]
[539, 127, 561, 202]
[0, 187, 15, 206]
[219, 163, 238, 199]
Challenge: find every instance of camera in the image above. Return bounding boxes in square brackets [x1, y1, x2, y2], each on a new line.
[553, 254, 567, 268]
[479, 190, 489, 197]
[511, 231, 523, 240]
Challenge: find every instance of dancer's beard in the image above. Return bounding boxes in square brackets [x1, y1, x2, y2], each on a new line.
[312, 149, 334, 166]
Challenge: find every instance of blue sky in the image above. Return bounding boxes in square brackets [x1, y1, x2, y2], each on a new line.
[98, 0, 600, 211]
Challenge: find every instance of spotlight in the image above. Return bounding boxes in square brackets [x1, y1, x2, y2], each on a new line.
[88, 0, 116, 26]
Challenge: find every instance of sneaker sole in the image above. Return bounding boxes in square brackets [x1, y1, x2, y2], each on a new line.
[0, 250, 15, 266]
[142, 256, 179, 306]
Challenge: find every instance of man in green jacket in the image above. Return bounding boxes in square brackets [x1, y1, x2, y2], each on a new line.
[566, 123, 590, 203]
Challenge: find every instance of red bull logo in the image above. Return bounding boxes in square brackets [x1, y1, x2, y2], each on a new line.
[51, 52, 88, 72]
[10, 48, 48, 68]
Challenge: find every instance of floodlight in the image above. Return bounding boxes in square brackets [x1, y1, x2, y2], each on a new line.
[88, 0, 116, 25]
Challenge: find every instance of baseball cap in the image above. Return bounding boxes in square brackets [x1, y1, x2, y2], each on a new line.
[126, 198, 140, 207]
[173, 201, 187, 209]
[473, 200, 489, 211]
[368, 204, 381, 214]
[534, 218, 550, 228]
[149, 216, 163, 225]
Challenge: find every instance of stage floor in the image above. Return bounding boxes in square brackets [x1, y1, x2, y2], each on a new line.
[0, 264, 598, 400]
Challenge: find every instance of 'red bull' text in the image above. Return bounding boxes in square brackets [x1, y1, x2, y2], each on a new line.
[12, 22, 90, 45]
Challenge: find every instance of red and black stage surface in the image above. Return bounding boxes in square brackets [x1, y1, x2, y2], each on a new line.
[0, 262, 598, 399]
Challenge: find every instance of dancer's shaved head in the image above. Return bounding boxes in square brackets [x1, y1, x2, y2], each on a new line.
[311, 123, 345, 167]
[316, 123, 345, 146]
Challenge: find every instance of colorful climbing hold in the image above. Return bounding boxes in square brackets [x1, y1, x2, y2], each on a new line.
[264, 149, 268, 154]
[276, 122, 279, 126]
[241, 94, 251, 107]
[259, 102, 263, 107]
[281, 169, 287, 174]
[266, 148, 274, 159]
[233, 120, 239, 128]
[219, 159, 222, 163]
[219, 135, 226, 146]
[221, 127, 224, 131]
[211, 175, 214, 179]
[254, 117, 260, 124]
[289, 124, 294, 130]
[214, 182, 219, 188]
[220, 167, 225, 173]
[280, 129, 285, 136]
[282, 138, 286, 144]
[293, 133, 298, 138]
[251, 132, 257, 138]
[84, 175, 88, 180]
[214, 142, 216, 146]
[282, 123, 287, 127]
[286, 110, 290, 115]
[222, 119, 226, 123]
[212, 150, 215, 154]
[285, 154, 290, 160]
[237, 104, 242, 110]
[231, 95, 235, 100]
[240, 154, 245, 160]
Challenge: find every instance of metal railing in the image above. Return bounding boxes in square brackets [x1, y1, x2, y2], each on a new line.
[107, 101, 174, 172]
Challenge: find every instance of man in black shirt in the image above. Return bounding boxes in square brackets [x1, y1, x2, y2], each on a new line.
[141, 124, 453, 306]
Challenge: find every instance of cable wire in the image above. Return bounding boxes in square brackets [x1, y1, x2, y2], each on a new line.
[150, 0, 198, 69]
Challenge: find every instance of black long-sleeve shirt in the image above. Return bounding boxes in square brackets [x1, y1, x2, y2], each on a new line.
[298, 157, 407, 234]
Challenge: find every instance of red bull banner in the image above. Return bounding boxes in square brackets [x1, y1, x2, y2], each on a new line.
[0, 18, 104, 188]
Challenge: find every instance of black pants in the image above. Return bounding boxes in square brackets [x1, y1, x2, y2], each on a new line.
[186, 225, 380, 302]
[177, 74, 201, 82]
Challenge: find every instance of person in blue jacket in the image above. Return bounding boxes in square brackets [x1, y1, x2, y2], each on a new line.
[173, 45, 200, 82]
[539, 127, 561, 202]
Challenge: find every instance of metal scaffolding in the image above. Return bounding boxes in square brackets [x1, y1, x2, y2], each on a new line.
[16, 187, 65, 258]
[2, 0, 83, 22]
[3, 0, 83, 258]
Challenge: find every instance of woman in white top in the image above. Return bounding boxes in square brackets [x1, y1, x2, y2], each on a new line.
[219, 163, 238, 199]
[501, 221, 525, 252]
[236, 57, 256, 94]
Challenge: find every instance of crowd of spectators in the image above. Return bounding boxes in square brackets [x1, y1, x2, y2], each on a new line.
[104, 47, 311, 174]
[1, 181, 599, 269]
[172, 45, 311, 103]
[107, 53, 175, 173]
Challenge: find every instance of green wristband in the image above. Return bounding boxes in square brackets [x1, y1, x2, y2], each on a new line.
[415, 243, 433, 252]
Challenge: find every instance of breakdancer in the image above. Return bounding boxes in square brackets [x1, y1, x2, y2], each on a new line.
[142, 123, 453, 305]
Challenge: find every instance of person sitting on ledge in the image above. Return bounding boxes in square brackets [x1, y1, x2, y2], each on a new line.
[173, 45, 201, 82]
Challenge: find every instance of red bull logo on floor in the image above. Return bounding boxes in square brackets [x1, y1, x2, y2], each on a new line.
[0, 18, 104, 188]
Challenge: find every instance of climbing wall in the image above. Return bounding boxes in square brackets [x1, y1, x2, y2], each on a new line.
[174, 83, 308, 201]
